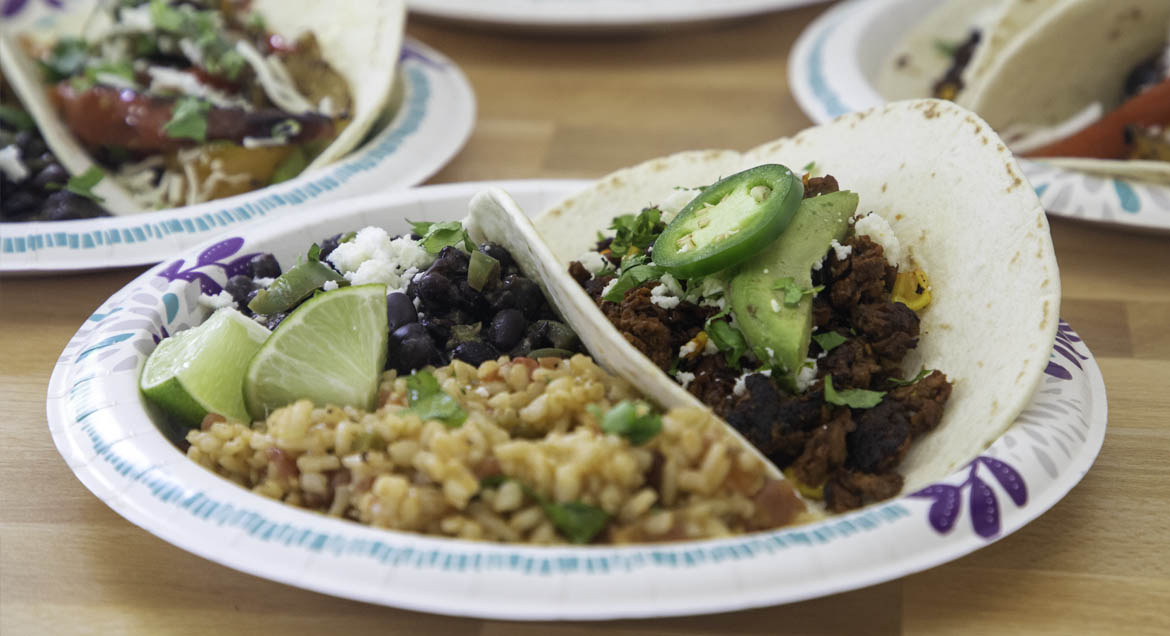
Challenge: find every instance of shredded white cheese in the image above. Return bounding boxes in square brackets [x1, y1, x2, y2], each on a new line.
[147, 66, 250, 109]
[0, 146, 29, 181]
[235, 40, 317, 114]
[242, 136, 291, 149]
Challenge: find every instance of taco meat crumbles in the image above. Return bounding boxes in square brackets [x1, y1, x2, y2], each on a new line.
[569, 174, 953, 512]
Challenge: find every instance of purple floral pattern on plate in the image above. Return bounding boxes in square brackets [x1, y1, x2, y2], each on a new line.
[2, 0, 61, 18]
[910, 456, 1028, 538]
[1045, 320, 1090, 380]
[157, 237, 257, 296]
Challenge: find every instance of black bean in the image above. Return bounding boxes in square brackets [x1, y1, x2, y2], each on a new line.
[478, 242, 514, 269]
[419, 315, 453, 344]
[430, 246, 469, 276]
[248, 253, 281, 279]
[386, 292, 418, 331]
[486, 309, 527, 351]
[389, 323, 441, 373]
[416, 270, 452, 309]
[41, 191, 106, 221]
[31, 163, 68, 190]
[317, 233, 342, 262]
[2, 190, 39, 219]
[224, 275, 256, 307]
[487, 274, 545, 319]
[528, 320, 579, 351]
[451, 340, 498, 367]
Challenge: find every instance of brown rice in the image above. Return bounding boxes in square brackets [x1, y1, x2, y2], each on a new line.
[186, 354, 807, 544]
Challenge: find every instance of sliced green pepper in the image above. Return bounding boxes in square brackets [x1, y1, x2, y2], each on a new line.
[247, 261, 344, 315]
[651, 164, 803, 279]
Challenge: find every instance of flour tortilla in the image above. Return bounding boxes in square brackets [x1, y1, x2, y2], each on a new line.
[961, 0, 1170, 182]
[0, 0, 405, 214]
[877, 0, 1059, 102]
[525, 99, 1059, 494]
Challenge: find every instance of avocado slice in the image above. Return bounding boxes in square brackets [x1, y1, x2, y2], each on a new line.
[728, 191, 859, 388]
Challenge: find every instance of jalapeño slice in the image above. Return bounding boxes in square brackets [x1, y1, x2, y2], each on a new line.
[651, 164, 803, 279]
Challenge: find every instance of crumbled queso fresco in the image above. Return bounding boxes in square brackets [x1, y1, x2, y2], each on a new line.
[198, 289, 235, 310]
[649, 273, 684, 309]
[327, 227, 436, 291]
[852, 212, 903, 267]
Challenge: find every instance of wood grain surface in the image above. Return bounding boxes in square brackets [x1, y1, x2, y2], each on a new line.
[2, 4, 1168, 634]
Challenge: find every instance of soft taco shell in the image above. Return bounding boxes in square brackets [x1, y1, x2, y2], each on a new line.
[0, 0, 405, 213]
[530, 99, 1060, 493]
[961, 0, 1170, 181]
[877, 0, 1058, 102]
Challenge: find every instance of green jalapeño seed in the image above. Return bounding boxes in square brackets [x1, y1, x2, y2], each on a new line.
[651, 164, 803, 279]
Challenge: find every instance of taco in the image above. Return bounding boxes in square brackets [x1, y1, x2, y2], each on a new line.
[0, 0, 404, 213]
[470, 99, 1060, 513]
[877, 0, 1058, 103]
[961, 0, 1170, 181]
[880, 0, 1170, 183]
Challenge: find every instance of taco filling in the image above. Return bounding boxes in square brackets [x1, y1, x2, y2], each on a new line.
[24, 0, 354, 208]
[567, 166, 953, 512]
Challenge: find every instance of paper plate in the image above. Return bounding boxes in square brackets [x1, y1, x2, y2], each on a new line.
[407, 0, 828, 30]
[0, 37, 476, 272]
[47, 180, 1107, 620]
[787, 0, 1170, 232]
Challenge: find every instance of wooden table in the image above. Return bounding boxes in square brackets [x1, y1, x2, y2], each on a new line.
[3, 5, 1168, 634]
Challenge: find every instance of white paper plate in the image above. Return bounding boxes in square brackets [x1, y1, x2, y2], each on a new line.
[0, 38, 476, 272]
[408, 0, 828, 29]
[787, 0, 1170, 232]
[47, 180, 1107, 620]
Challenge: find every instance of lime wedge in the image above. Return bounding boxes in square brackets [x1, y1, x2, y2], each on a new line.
[243, 284, 388, 419]
[140, 307, 271, 426]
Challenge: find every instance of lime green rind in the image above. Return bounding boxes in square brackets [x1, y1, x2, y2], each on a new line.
[140, 308, 271, 426]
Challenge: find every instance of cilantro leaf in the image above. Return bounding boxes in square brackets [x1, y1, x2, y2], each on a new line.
[45, 166, 106, 203]
[540, 500, 610, 544]
[602, 264, 664, 303]
[84, 61, 135, 86]
[149, 0, 185, 31]
[589, 400, 662, 445]
[802, 160, 816, 173]
[812, 331, 847, 353]
[607, 207, 662, 257]
[887, 368, 933, 387]
[486, 478, 610, 543]
[404, 370, 467, 427]
[479, 474, 508, 489]
[0, 105, 35, 131]
[163, 97, 211, 142]
[307, 243, 321, 262]
[39, 37, 88, 81]
[407, 220, 471, 254]
[823, 375, 885, 409]
[772, 277, 823, 306]
[705, 315, 748, 367]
